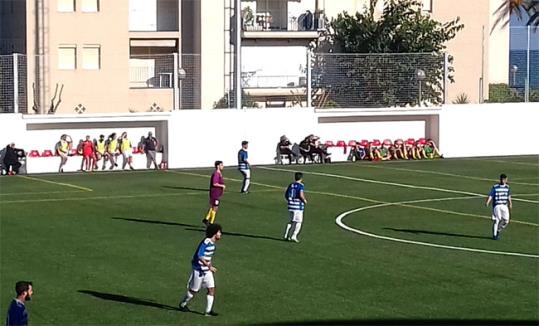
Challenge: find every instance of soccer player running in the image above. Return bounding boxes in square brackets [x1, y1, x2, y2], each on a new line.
[179, 223, 222, 316]
[284, 172, 307, 243]
[238, 140, 250, 193]
[202, 161, 226, 225]
[486, 173, 512, 240]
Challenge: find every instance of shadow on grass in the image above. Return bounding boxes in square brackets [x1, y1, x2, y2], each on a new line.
[251, 320, 538, 326]
[384, 228, 491, 240]
[112, 217, 285, 242]
[78, 290, 203, 314]
[162, 185, 207, 192]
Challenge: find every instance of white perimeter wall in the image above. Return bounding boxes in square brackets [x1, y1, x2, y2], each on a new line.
[0, 103, 537, 174]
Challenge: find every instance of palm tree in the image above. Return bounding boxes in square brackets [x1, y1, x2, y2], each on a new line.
[493, 0, 539, 29]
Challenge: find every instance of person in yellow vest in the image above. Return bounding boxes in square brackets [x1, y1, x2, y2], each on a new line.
[105, 133, 119, 170]
[93, 134, 107, 170]
[120, 132, 134, 170]
[55, 134, 72, 173]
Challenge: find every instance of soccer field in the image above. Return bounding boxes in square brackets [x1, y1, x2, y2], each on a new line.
[1, 156, 538, 325]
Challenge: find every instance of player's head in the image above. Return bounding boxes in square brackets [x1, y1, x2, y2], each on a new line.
[214, 160, 223, 170]
[99, 134, 105, 140]
[294, 172, 303, 182]
[206, 223, 222, 240]
[15, 281, 33, 301]
[242, 140, 248, 149]
[500, 173, 508, 184]
[85, 135, 91, 141]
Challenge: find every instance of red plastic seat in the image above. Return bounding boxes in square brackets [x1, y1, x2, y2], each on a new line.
[348, 140, 357, 147]
[336, 140, 347, 153]
[418, 138, 427, 145]
[359, 140, 369, 148]
[70, 148, 79, 156]
[42, 149, 54, 157]
[132, 147, 140, 154]
[324, 140, 335, 147]
[406, 138, 416, 145]
[383, 139, 392, 147]
[29, 150, 41, 157]
[372, 139, 381, 147]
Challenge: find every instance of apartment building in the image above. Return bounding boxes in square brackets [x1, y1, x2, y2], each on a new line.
[0, 0, 509, 113]
[1, 0, 195, 114]
[196, 0, 509, 108]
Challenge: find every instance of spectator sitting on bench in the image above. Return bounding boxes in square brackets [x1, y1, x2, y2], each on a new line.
[276, 135, 297, 164]
[299, 136, 314, 163]
[309, 135, 331, 163]
[3, 143, 25, 175]
[391, 139, 407, 160]
[424, 139, 443, 159]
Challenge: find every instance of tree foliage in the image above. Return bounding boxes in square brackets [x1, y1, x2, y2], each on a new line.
[313, 0, 463, 107]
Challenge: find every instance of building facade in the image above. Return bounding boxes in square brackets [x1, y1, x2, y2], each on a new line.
[0, 0, 509, 113]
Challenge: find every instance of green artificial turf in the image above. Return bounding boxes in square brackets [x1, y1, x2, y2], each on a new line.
[1, 156, 538, 325]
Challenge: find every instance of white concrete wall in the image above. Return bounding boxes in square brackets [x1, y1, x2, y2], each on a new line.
[0, 103, 537, 174]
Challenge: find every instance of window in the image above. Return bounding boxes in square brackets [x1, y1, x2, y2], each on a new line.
[81, 0, 99, 12]
[82, 45, 100, 70]
[422, 0, 432, 12]
[58, 45, 77, 70]
[57, 0, 75, 12]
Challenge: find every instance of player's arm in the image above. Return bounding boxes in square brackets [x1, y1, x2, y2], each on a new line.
[508, 194, 512, 210]
[212, 176, 226, 189]
[300, 189, 307, 204]
[485, 195, 492, 207]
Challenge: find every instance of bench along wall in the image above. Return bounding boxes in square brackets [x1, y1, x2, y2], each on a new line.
[0, 103, 536, 173]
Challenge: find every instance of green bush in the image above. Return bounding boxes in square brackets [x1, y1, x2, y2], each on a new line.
[488, 83, 523, 103]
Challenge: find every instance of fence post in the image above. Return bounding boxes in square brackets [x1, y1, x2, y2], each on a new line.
[443, 52, 448, 104]
[173, 53, 179, 110]
[525, 25, 530, 102]
[13, 53, 19, 114]
[307, 50, 312, 108]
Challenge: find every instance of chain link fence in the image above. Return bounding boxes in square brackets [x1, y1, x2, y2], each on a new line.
[311, 53, 447, 109]
[0, 54, 27, 113]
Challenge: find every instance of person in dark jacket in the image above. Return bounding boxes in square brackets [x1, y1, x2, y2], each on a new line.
[3, 143, 25, 175]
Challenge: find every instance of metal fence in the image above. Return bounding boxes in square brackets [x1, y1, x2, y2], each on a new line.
[311, 53, 448, 109]
[129, 54, 201, 110]
[0, 54, 27, 113]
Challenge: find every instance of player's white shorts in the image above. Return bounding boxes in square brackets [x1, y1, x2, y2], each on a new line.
[492, 205, 510, 222]
[122, 152, 132, 159]
[186, 269, 215, 292]
[289, 210, 304, 223]
[240, 169, 250, 178]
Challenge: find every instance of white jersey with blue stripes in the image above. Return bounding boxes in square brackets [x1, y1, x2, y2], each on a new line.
[238, 149, 249, 170]
[489, 183, 511, 207]
[285, 181, 305, 211]
[191, 238, 216, 273]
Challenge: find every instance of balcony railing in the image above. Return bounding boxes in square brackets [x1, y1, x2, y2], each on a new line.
[241, 0, 326, 32]
[242, 74, 307, 88]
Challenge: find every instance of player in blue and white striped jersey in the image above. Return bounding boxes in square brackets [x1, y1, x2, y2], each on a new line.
[283, 172, 307, 242]
[179, 224, 222, 316]
[238, 141, 250, 193]
[486, 174, 512, 240]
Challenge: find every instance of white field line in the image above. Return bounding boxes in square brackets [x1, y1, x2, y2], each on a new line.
[166, 170, 284, 190]
[512, 193, 539, 197]
[463, 158, 539, 167]
[335, 201, 539, 259]
[259, 166, 539, 204]
[0, 190, 86, 196]
[362, 164, 539, 186]
[19, 175, 93, 192]
[0, 189, 280, 204]
[169, 169, 538, 227]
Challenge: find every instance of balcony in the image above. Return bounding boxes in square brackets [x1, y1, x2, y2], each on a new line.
[241, 0, 325, 40]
